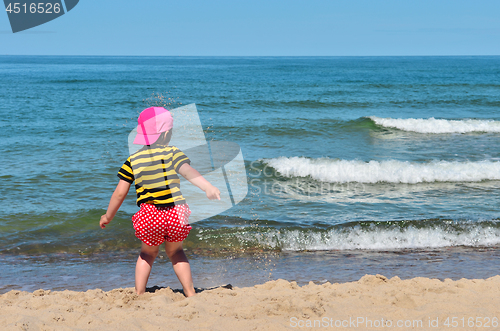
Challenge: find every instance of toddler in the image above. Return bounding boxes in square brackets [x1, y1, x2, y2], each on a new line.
[100, 107, 220, 296]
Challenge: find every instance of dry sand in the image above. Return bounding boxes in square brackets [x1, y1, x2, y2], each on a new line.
[1, 274, 500, 331]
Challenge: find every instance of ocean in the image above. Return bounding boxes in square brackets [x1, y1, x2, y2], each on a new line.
[1, 56, 500, 293]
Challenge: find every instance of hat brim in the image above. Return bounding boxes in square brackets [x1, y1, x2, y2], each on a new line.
[133, 132, 162, 145]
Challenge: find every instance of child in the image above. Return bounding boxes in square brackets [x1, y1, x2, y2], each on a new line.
[100, 106, 220, 296]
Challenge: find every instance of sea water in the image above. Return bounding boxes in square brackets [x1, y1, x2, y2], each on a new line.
[1, 56, 500, 293]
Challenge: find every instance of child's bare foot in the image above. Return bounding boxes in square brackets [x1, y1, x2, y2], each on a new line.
[184, 288, 196, 297]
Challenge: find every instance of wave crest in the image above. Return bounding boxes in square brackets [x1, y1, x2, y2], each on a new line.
[244, 220, 500, 251]
[369, 116, 500, 134]
[262, 157, 500, 184]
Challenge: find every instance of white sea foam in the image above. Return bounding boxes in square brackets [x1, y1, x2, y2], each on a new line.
[262, 157, 500, 184]
[370, 116, 500, 134]
[242, 221, 500, 251]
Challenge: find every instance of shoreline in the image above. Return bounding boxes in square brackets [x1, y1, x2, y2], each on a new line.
[2, 274, 500, 330]
[4, 246, 500, 296]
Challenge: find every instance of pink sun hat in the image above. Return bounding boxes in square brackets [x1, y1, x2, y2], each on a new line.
[133, 107, 173, 145]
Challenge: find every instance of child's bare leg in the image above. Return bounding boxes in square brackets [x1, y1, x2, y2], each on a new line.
[165, 241, 195, 297]
[135, 243, 159, 295]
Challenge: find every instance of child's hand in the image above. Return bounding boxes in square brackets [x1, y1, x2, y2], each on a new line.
[100, 214, 111, 229]
[206, 185, 221, 200]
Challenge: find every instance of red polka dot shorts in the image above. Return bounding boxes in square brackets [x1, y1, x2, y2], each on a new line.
[132, 203, 192, 246]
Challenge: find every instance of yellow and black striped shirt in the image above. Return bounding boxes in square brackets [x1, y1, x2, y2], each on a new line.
[117, 145, 191, 207]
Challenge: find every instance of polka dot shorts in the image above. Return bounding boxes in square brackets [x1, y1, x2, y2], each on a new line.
[132, 203, 192, 246]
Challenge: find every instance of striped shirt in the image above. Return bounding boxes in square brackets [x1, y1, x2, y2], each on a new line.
[117, 145, 191, 207]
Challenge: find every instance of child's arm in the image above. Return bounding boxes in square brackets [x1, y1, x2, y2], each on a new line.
[178, 163, 221, 200]
[100, 179, 131, 229]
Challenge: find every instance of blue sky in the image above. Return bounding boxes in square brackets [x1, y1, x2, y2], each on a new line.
[1, 0, 500, 56]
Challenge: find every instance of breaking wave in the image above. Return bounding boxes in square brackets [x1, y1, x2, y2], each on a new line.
[261, 157, 500, 184]
[370, 117, 500, 134]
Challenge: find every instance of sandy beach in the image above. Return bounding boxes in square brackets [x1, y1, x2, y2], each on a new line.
[2, 274, 500, 330]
